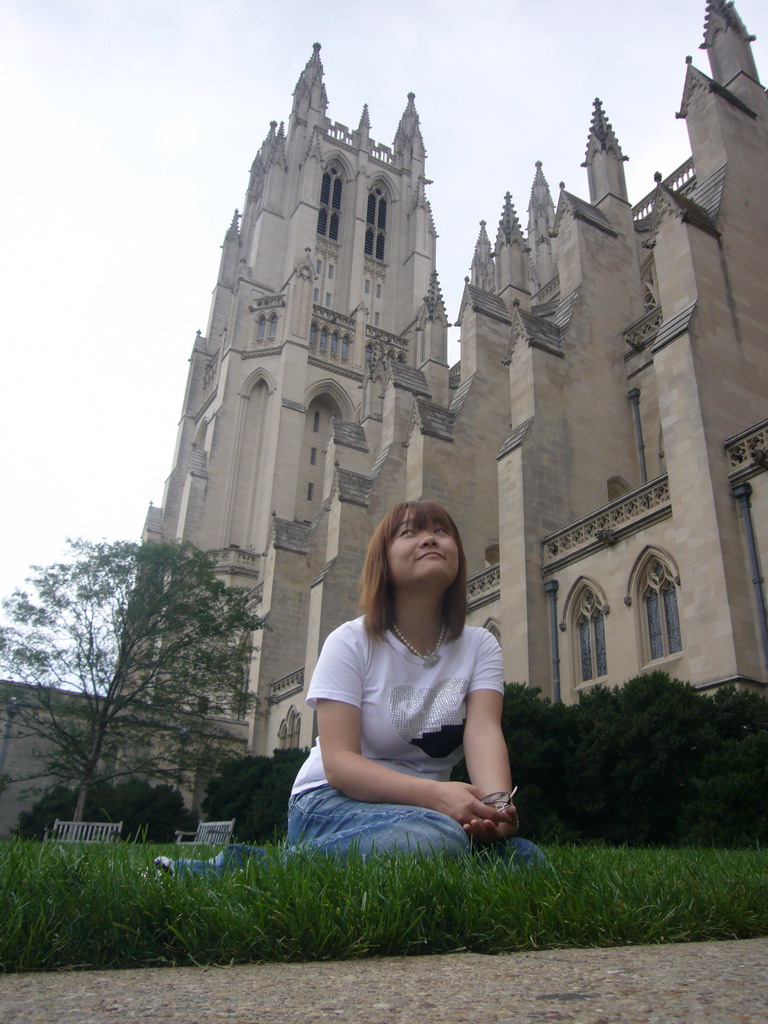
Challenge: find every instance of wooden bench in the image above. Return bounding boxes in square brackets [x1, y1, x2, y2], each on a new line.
[44, 819, 123, 843]
[174, 819, 236, 845]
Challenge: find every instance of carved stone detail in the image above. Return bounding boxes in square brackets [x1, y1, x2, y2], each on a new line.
[543, 477, 671, 569]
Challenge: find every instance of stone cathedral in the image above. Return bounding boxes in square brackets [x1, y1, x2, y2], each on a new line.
[146, 1, 768, 760]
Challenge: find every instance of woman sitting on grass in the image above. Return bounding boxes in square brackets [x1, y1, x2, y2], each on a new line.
[157, 500, 543, 875]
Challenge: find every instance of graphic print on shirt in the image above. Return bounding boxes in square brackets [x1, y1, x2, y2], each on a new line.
[388, 677, 467, 759]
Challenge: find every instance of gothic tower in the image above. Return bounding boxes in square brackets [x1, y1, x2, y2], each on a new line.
[146, 45, 447, 751]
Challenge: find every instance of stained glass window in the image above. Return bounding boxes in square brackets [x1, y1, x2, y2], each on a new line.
[643, 560, 682, 661]
[575, 587, 608, 683]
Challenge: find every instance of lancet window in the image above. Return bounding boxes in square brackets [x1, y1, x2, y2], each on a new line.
[308, 321, 351, 361]
[256, 314, 278, 343]
[574, 587, 608, 683]
[365, 186, 387, 261]
[642, 560, 682, 661]
[278, 705, 301, 750]
[317, 164, 343, 241]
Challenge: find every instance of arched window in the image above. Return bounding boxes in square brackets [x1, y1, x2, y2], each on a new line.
[278, 705, 302, 750]
[484, 619, 501, 644]
[313, 410, 320, 432]
[319, 327, 328, 352]
[642, 559, 682, 661]
[268, 314, 277, 339]
[257, 317, 266, 340]
[341, 335, 350, 359]
[317, 165, 343, 241]
[309, 323, 317, 348]
[575, 587, 608, 682]
[365, 186, 387, 261]
[331, 331, 338, 356]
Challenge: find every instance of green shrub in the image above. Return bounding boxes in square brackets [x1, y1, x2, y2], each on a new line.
[496, 673, 768, 847]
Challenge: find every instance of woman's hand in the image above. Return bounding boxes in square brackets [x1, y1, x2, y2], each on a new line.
[429, 781, 515, 831]
[463, 807, 519, 846]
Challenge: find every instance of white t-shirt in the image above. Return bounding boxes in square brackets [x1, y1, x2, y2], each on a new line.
[290, 617, 504, 796]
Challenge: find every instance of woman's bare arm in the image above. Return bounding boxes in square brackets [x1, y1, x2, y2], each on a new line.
[316, 698, 513, 828]
[462, 688, 518, 843]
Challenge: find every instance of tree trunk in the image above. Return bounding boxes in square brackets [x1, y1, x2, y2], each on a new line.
[73, 781, 89, 821]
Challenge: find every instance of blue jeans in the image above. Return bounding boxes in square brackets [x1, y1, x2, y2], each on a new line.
[169, 785, 546, 877]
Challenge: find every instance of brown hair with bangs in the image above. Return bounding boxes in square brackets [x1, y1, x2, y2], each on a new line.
[359, 500, 467, 640]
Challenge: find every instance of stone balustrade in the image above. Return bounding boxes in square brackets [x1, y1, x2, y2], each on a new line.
[725, 419, 768, 479]
[543, 476, 671, 570]
[467, 563, 500, 610]
[632, 158, 695, 221]
[269, 668, 305, 704]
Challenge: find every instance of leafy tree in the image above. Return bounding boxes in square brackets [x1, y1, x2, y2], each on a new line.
[0, 539, 263, 820]
[15, 780, 197, 842]
[202, 748, 309, 842]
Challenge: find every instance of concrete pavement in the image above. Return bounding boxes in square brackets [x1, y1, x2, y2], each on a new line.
[3, 937, 767, 1023]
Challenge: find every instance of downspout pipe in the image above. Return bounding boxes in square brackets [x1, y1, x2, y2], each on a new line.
[627, 388, 648, 484]
[732, 481, 768, 673]
[543, 579, 561, 703]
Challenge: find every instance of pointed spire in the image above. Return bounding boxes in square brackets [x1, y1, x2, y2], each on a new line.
[247, 121, 277, 201]
[582, 99, 628, 204]
[218, 210, 241, 288]
[272, 121, 287, 168]
[393, 92, 425, 165]
[291, 42, 328, 122]
[496, 192, 524, 247]
[526, 163, 557, 292]
[423, 270, 447, 321]
[225, 209, 240, 241]
[527, 162, 556, 237]
[470, 221, 495, 292]
[583, 98, 627, 163]
[701, 1, 759, 85]
[358, 103, 371, 132]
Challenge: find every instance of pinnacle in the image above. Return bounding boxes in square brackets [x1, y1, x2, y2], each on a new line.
[224, 208, 240, 245]
[529, 162, 552, 203]
[474, 220, 492, 254]
[393, 91, 424, 161]
[702, 1, 755, 47]
[423, 270, 445, 316]
[584, 98, 626, 161]
[292, 42, 326, 114]
[358, 103, 371, 132]
[497, 191, 522, 245]
[396, 91, 420, 132]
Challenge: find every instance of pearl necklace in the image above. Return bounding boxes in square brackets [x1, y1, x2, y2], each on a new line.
[392, 622, 446, 668]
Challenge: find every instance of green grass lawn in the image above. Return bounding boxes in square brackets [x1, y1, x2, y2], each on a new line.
[1, 840, 766, 972]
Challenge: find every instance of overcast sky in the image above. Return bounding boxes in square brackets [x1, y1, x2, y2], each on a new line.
[1, 0, 766, 602]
